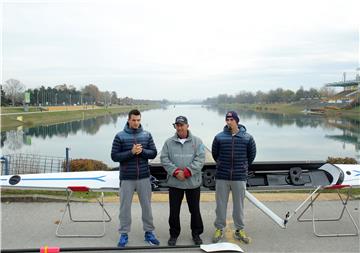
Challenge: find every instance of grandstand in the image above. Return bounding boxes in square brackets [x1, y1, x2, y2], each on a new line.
[324, 69, 359, 108]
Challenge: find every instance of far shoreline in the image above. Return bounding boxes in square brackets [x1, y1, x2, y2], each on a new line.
[1, 104, 161, 131]
[210, 103, 359, 121]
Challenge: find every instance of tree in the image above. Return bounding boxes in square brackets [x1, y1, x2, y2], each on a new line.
[267, 89, 281, 103]
[295, 86, 305, 101]
[1, 85, 11, 106]
[82, 84, 101, 103]
[101, 91, 111, 105]
[308, 88, 320, 99]
[217, 94, 229, 104]
[319, 86, 336, 98]
[111, 91, 118, 105]
[3, 79, 25, 106]
[283, 89, 295, 102]
[255, 90, 267, 104]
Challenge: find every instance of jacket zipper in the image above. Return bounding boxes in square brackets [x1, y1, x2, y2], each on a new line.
[133, 134, 139, 179]
[231, 135, 234, 180]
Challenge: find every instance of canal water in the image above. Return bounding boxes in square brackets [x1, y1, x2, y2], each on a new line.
[1, 104, 359, 168]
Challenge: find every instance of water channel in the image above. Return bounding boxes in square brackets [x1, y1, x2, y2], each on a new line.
[1, 104, 359, 168]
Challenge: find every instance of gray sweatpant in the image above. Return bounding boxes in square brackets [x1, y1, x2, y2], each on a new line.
[214, 180, 246, 230]
[119, 177, 155, 234]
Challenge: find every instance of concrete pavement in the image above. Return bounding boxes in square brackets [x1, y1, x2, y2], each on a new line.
[1, 196, 359, 252]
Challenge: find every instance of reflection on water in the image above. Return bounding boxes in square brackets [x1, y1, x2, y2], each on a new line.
[325, 118, 360, 151]
[5, 114, 123, 143]
[208, 106, 360, 131]
[208, 106, 360, 152]
[1, 105, 359, 165]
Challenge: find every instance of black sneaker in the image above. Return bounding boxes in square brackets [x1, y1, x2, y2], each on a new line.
[167, 236, 177, 246]
[192, 235, 203, 245]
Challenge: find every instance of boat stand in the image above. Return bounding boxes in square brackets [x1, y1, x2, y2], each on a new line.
[56, 186, 112, 238]
[297, 185, 359, 237]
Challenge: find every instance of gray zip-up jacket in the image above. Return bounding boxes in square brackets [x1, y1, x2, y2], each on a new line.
[160, 131, 205, 189]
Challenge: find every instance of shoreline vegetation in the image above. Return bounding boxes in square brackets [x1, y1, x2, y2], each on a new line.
[1, 102, 358, 131]
[214, 103, 359, 121]
[0, 104, 161, 131]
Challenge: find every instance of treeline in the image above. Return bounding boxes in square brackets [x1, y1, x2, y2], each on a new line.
[1, 79, 167, 106]
[204, 86, 336, 104]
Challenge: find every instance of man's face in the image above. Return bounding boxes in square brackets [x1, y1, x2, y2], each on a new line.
[128, 114, 141, 129]
[226, 117, 238, 129]
[175, 123, 189, 137]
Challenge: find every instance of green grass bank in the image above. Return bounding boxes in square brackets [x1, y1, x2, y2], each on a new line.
[217, 103, 359, 120]
[1, 105, 160, 131]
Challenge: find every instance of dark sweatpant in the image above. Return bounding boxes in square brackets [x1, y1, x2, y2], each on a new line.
[168, 187, 204, 238]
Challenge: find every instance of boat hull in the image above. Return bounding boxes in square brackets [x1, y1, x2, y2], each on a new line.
[1, 162, 358, 191]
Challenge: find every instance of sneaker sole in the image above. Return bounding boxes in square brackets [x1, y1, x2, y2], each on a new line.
[212, 236, 223, 243]
[234, 235, 251, 244]
[145, 240, 160, 246]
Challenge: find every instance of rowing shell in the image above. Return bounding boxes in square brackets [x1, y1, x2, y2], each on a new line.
[1, 163, 359, 191]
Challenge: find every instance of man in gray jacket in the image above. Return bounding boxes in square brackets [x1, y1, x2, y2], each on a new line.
[160, 116, 205, 246]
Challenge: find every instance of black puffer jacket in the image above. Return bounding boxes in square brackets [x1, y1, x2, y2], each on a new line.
[212, 124, 256, 181]
[111, 123, 157, 180]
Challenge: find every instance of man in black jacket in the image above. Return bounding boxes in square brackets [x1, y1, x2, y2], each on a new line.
[211, 111, 256, 244]
[111, 109, 159, 247]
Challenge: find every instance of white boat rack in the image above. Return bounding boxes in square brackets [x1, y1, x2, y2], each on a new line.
[55, 186, 112, 238]
[296, 184, 359, 237]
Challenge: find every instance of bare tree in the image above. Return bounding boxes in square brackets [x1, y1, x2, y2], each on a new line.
[111, 91, 118, 105]
[82, 84, 101, 103]
[102, 91, 111, 106]
[319, 86, 336, 98]
[3, 79, 25, 106]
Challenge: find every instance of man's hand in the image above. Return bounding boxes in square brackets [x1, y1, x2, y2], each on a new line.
[136, 144, 143, 154]
[131, 144, 143, 155]
[175, 170, 186, 181]
[183, 167, 191, 178]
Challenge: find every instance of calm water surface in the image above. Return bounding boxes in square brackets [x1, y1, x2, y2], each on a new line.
[1, 105, 359, 167]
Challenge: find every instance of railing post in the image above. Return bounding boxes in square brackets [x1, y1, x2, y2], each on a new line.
[1, 156, 9, 175]
[65, 147, 70, 172]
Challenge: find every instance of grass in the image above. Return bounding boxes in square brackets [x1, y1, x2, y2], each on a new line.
[1, 105, 160, 131]
[218, 103, 360, 120]
[251, 188, 360, 195]
[2, 187, 359, 202]
[218, 103, 306, 115]
[1, 189, 118, 200]
[0, 106, 42, 114]
[328, 106, 360, 120]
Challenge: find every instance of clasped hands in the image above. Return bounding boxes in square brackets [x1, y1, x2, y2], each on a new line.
[174, 167, 191, 181]
[131, 144, 143, 155]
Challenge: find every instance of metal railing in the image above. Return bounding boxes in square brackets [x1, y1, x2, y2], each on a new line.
[1, 153, 66, 175]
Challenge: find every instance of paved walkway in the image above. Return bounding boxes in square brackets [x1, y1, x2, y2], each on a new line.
[1, 197, 359, 252]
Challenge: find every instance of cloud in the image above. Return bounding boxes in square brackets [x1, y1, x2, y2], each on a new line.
[2, 0, 359, 100]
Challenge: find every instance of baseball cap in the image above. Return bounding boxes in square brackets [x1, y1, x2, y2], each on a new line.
[174, 115, 188, 125]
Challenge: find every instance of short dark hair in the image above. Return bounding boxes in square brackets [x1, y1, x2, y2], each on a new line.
[128, 109, 141, 119]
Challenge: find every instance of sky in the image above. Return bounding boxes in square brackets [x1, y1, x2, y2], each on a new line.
[1, 0, 359, 101]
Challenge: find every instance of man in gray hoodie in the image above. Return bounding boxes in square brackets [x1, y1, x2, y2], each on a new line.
[160, 116, 205, 246]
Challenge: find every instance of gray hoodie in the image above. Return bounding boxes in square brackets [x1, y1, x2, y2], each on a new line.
[160, 131, 205, 189]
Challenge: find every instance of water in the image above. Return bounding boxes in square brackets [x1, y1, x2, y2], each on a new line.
[1, 105, 359, 167]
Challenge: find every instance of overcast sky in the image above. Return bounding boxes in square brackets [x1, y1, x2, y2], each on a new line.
[1, 0, 359, 101]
